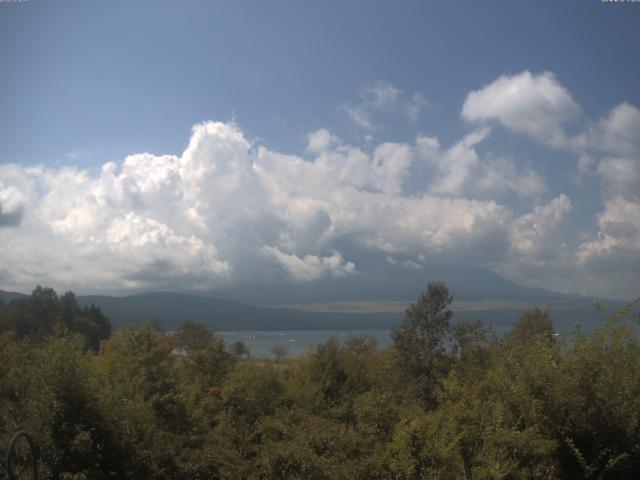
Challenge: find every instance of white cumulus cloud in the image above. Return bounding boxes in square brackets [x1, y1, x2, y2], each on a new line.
[1, 71, 638, 299]
[462, 71, 581, 149]
[510, 194, 573, 261]
[577, 196, 640, 275]
[261, 247, 356, 282]
[0, 183, 25, 227]
[579, 102, 640, 157]
[0, 121, 535, 294]
[416, 128, 546, 199]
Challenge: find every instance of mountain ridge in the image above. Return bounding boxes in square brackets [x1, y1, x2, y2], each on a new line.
[1, 265, 630, 331]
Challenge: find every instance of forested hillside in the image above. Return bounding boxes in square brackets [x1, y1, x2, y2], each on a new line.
[1, 284, 639, 479]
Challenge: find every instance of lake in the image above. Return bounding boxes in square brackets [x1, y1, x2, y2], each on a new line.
[219, 329, 393, 358]
[218, 313, 624, 358]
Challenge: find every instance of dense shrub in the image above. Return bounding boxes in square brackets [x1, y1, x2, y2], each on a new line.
[1, 284, 639, 479]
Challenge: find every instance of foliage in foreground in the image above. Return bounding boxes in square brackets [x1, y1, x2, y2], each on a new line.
[1, 284, 639, 479]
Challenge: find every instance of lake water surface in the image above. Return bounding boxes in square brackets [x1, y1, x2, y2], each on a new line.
[219, 329, 393, 358]
[219, 313, 621, 358]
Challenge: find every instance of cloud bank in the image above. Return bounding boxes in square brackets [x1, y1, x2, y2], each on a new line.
[0, 72, 638, 299]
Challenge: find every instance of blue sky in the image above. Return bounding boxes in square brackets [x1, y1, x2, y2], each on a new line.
[2, 1, 638, 165]
[0, 0, 639, 299]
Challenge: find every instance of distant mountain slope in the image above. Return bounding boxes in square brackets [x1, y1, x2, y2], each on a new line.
[4, 263, 632, 333]
[212, 264, 591, 305]
[77, 292, 402, 331]
[76, 291, 628, 334]
[0, 290, 28, 304]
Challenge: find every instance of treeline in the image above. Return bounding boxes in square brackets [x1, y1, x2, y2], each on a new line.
[0, 283, 639, 479]
[0, 286, 112, 351]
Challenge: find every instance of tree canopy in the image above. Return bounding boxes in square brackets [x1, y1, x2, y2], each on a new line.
[1, 284, 639, 479]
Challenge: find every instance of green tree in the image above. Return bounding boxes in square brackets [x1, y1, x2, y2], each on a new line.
[92, 323, 185, 478]
[507, 307, 553, 345]
[231, 340, 250, 358]
[174, 320, 214, 352]
[555, 322, 640, 479]
[271, 345, 289, 362]
[175, 320, 236, 389]
[391, 281, 453, 407]
[0, 287, 111, 350]
[2, 335, 127, 479]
